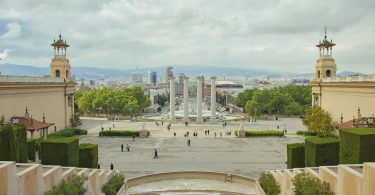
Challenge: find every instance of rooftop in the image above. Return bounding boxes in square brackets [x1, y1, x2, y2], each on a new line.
[321, 75, 375, 83]
[0, 75, 65, 83]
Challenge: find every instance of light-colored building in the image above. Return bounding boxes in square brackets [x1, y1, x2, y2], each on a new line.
[310, 30, 375, 122]
[0, 34, 76, 136]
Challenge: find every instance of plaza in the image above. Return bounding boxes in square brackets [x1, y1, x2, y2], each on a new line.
[79, 117, 305, 179]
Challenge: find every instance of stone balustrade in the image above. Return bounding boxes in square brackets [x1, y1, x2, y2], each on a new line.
[269, 162, 375, 195]
[0, 161, 118, 195]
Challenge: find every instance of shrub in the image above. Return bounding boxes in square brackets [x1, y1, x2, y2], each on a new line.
[79, 144, 98, 168]
[293, 172, 334, 195]
[41, 136, 79, 166]
[45, 174, 87, 195]
[99, 130, 140, 137]
[296, 131, 317, 136]
[287, 143, 305, 168]
[48, 128, 87, 137]
[305, 136, 339, 167]
[258, 171, 280, 195]
[339, 128, 375, 164]
[28, 139, 36, 161]
[102, 173, 125, 195]
[0, 124, 28, 163]
[245, 130, 284, 137]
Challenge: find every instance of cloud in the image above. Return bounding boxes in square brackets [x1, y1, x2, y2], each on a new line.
[2, 22, 22, 39]
[0, 0, 374, 74]
[0, 49, 11, 60]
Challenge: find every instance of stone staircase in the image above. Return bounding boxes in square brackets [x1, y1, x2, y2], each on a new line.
[0, 161, 122, 195]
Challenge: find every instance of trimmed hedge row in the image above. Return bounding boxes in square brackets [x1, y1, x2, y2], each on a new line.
[245, 130, 284, 137]
[305, 136, 339, 167]
[339, 128, 375, 164]
[79, 144, 98, 168]
[27, 139, 36, 161]
[296, 131, 317, 136]
[99, 130, 140, 137]
[48, 128, 87, 137]
[41, 136, 80, 166]
[0, 124, 28, 163]
[287, 143, 305, 169]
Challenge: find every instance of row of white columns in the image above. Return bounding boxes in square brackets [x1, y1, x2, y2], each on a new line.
[169, 76, 216, 123]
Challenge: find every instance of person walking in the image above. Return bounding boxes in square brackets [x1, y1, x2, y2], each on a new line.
[121, 144, 124, 152]
[174, 132, 176, 136]
[187, 139, 191, 147]
[110, 163, 114, 170]
[208, 130, 210, 135]
[154, 149, 158, 159]
[126, 144, 130, 152]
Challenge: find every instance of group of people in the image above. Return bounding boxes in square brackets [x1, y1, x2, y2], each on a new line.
[121, 144, 130, 152]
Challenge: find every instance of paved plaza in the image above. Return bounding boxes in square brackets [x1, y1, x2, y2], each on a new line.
[79, 117, 306, 179]
[80, 135, 304, 179]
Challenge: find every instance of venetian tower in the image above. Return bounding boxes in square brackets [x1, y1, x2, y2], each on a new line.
[313, 28, 337, 81]
[50, 34, 71, 80]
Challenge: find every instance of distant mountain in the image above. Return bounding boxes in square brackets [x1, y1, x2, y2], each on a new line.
[0, 63, 295, 80]
[0, 63, 369, 80]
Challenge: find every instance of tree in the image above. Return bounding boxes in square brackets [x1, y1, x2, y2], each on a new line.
[156, 94, 168, 107]
[303, 106, 334, 136]
[235, 89, 256, 108]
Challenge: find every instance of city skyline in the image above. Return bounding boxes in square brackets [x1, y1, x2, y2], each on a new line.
[1, 0, 375, 73]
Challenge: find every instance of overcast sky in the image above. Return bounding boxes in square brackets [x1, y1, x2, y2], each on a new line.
[0, 0, 374, 73]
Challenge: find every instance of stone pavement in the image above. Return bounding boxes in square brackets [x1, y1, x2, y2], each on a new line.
[80, 135, 304, 179]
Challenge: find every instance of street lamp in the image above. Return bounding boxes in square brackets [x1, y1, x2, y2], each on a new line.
[253, 107, 257, 122]
[129, 108, 133, 122]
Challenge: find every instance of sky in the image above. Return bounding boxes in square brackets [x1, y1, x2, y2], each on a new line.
[0, 0, 375, 74]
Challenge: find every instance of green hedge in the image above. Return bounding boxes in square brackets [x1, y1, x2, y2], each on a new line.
[45, 174, 87, 195]
[296, 131, 317, 136]
[48, 128, 87, 137]
[27, 139, 36, 161]
[99, 130, 140, 137]
[339, 128, 375, 164]
[41, 136, 79, 166]
[287, 143, 305, 169]
[102, 173, 125, 195]
[0, 124, 28, 163]
[79, 144, 98, 168]
[245, 130, 284, 137]
[305, 136, 339, 167]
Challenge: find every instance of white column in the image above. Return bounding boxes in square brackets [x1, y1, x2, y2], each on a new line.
[183, 76, 189, 123]
[196, 76, 203, 123]
[169, 77, 175, 121]
[210, 76, 217, 123]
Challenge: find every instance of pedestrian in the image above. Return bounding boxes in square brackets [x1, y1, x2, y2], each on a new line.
[97, 163, 100, 169]
[204, 130, 207, 135]
[174, 132, 176, 136]
[208, 130, 210, 135]
[154, 149, 158, 159]
[121, 144, 124, 152]
[132, 134, 135, 141]
[110, 163, 114, 170]
[277, 126, 279, 130]
[187, 139, 191, 147]
[162, 121, 164, 125]
[126, 144, 130, 152]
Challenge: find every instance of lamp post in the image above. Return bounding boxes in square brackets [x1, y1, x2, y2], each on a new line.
[129, 107, 133, 122]
[253, 107, 257, 122]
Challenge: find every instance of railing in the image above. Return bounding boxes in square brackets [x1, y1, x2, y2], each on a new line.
[321, 75, 375, 83]
[0, 75, 64, 83]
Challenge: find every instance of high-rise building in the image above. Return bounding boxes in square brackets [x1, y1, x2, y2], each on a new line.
[166, 67, 173, 82]
[148, 70, 157, 86]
